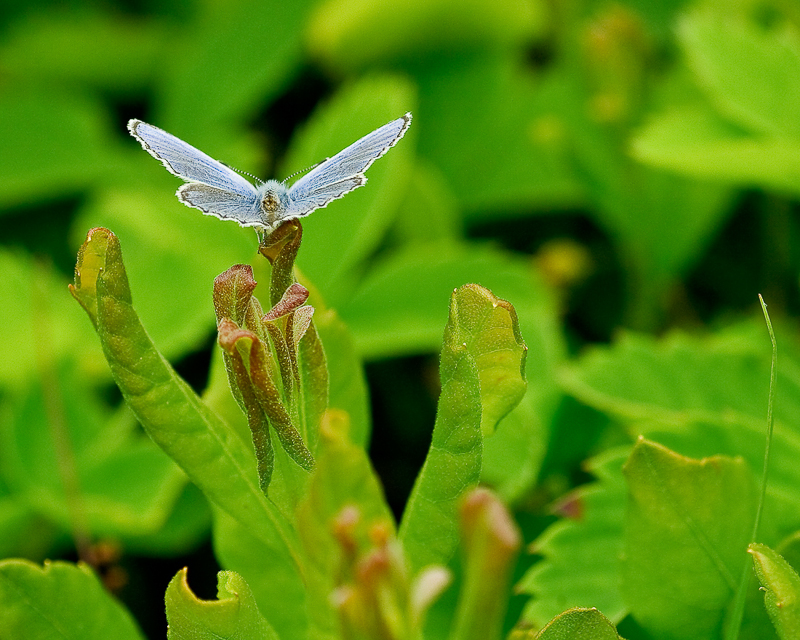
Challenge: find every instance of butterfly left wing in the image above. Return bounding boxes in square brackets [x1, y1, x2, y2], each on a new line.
[283, 113, 412, 219]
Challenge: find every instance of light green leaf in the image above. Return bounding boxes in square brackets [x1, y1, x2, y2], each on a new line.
[534, 607, 624, 640]
[678, 9, 800, 139]
[631, 105, 800, 195]
[165, 568, 279, 640]
[622, 439, 757, 639]
[0, 249, 104, 393]
[750, 543, 800, 640]
[416, 53, 583, 217]
[0, 559, 144, 640]
[308, 0, 547, 71]
[313, 308, 371, 447]
[400, 284, 527, 573]
[0, 11, 165, 93]
[212, 507, 308, 640]
[3, 360, 187, 539]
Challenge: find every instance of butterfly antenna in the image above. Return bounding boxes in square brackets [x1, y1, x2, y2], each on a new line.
[282, 159, 326, 184]
[223, 161, 265, 186]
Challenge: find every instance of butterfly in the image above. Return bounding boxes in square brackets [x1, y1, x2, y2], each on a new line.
[128, 113, 412, 233]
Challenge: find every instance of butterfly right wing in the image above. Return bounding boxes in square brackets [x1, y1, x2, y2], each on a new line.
[283, 113, 411, 219]
[178, 184, 264, 227]
[128, 120, 257, 197]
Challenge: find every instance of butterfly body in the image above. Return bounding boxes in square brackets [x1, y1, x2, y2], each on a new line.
[128, 114, 411, 233]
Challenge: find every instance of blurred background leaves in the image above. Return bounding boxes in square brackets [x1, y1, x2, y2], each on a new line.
[2, 0, 800, 637]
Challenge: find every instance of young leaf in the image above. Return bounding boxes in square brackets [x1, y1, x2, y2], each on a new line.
[448, 488, 521, 640]
[165, 568, 279, 640]
[400, 284, 527, 573]
[295, 409, 396, 638]
[621, 438, 757, 639]
[69, 228, 301, 562]
[749, 543, 800, 640]
[0, 559, 144, 640]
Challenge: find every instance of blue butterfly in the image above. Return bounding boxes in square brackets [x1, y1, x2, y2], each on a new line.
[128, 113, 412, 233]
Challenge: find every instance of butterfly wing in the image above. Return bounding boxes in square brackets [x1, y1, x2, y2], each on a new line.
[283, 113, 412, 219]
[178, 184, 264, 227]
[128, 120, 257, 197]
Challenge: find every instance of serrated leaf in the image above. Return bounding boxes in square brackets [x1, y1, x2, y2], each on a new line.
[0, 560, 144, 640]
[400, 284, 527, 573]
[165, 568, 279, 640]
[560, 328, 800, 546]
[750, 543, 800, 640]
[622, 439, 757, 639]
[519, 447, 629, 627]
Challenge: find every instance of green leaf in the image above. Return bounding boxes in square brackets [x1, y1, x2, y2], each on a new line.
[621, 439, 757, 639]
[560, 327, 800, 546]
[447, 284, 528, 436]
[0, 89, 116, 209]
[165, 568, 279, 640]
[211, 507, 308, 640]
[156, 0, 315, 136]
[678, 9, 800, 139]
[750, 543, 800, 640]
[340, 241, 562, 500]
[534, 607, 624, 640]
[519, 447, 629, 627]
[415, 53, 583, 216]
[400, 284, 527, 573]
[0, 249, 105, 393]
[295, 410, 395, 639]
[307, 0, 547, 71]
[3, 359, 187, 539]
[0, 11, 165, 93]
[285, 74, 417, 305]
[69, 228, 302, 564]
[0, 559, 144, 640]
[630, 105, 800, 195]
[449, 488, 521, 640]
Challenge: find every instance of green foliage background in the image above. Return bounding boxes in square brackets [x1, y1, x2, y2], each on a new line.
[3, 0, 800, 638]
